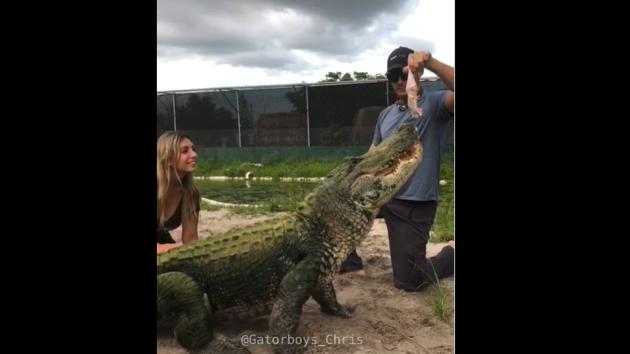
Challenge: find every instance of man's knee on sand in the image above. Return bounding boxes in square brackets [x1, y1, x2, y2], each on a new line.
[394, 244, 454, 292]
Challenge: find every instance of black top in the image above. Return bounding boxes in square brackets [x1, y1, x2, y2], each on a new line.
[157, 201, 182, 244]
[156, 195, 200, 244]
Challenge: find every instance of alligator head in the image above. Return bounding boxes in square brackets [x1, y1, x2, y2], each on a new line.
[300, 124, 422, 249]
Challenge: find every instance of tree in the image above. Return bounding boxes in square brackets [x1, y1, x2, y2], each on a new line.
[157, 95, 174, 136]
[285, 87, 306, 112]
[340, 72, 354, 81]
[353, 72, 371, 80]
[177, 93, 235, 130]
[319, 71, 385, 82]
[322, 72, 342, 82]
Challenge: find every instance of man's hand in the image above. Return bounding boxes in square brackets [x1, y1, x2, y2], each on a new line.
[407, 51, 432, 77]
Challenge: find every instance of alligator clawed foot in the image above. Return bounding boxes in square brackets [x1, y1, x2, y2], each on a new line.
[321, 303, 354, 318]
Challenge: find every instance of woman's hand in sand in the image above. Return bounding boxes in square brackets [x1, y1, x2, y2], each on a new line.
[157, 243, 180, 254]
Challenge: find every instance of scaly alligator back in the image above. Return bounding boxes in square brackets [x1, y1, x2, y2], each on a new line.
[157, 213, 308, 315]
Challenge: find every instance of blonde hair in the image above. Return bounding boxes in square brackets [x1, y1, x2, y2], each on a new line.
[157, 131, 199, 227]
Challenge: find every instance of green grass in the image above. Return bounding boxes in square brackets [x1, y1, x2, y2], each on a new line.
[431, 150, 454, 242]
[430, 281, 454, 324]
[226, 205, 279, 217]
[197, 151, 454, 239]
[196, 157, 342, 178]
[201, 190, 306, 217]
[224, 198, 289, 217]
[200, 201, 223, 212]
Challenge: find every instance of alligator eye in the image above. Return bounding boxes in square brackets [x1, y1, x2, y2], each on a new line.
[365, 191, 379, 200]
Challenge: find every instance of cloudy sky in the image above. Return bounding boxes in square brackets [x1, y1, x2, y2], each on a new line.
[157, 0, 454, 91]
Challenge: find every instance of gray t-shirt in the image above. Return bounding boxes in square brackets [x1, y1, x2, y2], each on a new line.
[373, 91, 453, 201]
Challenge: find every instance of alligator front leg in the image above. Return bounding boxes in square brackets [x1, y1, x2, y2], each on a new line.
[311, 280, 353, 318]
[157, 272, 248, 354]
[268, 257, 319, 354]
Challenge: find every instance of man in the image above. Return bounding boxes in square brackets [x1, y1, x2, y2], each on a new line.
[340, 46, 455, 291]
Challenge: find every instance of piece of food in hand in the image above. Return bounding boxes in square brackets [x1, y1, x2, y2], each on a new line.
[406, 70, 422, 118]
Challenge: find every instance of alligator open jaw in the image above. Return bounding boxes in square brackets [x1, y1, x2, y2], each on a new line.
[349, 142, 421, 191]
[375, 143, 421, 178]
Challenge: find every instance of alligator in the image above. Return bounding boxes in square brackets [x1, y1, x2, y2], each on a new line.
[157, 124, 422, 354]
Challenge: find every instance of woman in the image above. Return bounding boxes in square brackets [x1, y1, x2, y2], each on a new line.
[157, 131, 200, 254]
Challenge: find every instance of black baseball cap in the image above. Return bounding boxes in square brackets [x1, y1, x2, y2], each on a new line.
[387, 46, 414, 73]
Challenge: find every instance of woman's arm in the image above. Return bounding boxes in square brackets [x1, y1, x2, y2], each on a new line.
[180, 213, 199, 244]
[157, 243, 180, 254]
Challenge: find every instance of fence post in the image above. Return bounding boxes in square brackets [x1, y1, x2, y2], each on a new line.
[235, 90, 242, 148]
[172, 93, 177, 131]
[306, 85, 311, 147]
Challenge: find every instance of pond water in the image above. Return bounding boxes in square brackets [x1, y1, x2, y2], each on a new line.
[196, 180, 319, 210]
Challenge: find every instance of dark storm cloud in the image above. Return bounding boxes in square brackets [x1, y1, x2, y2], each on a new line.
[157, 0, 433, 69]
